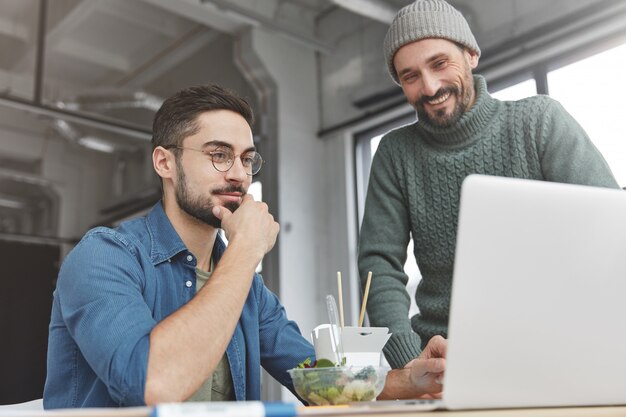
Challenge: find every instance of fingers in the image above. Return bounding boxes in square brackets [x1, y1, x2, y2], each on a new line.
[420, 392, 443, 400]
[405, 354, 446, 397]
[423, 335, 447, 359]
[406, 357, 446, 377]
[219, 193, 279, 258]
[434, 373, 444, 385]
[213, 193, 254, 222]
[212, 205, 231, 221]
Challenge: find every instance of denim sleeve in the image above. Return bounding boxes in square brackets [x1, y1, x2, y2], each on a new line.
[255, 276, 315, 396]
[56, 229, 155, 405]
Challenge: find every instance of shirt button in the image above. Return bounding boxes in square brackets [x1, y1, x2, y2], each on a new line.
[185, 280, 192, 288]
[186, 255, 193, 262]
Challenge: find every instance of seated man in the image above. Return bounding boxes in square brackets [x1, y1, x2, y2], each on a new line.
[44, 84, 445, 408]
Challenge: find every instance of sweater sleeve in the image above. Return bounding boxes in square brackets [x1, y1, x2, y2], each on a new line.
[357, 137, 422, 369]
[537, 98, 620, 189]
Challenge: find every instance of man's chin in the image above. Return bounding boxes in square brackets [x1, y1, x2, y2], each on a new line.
[222, 201, 240, 213]
[417, 106, 461, 127]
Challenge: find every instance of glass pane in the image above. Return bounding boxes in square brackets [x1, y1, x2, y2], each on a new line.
[370, 134, 382, 155]
[0, 0, 39, 100]
[491, 78, 537, 101]
[548, 42, 626, 187]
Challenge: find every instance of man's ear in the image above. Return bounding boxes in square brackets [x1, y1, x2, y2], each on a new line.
[153, 146, 176, 180]
[466, 49, 479, 70]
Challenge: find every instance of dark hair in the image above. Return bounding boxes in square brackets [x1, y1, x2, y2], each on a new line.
[151, 84, 254, 150]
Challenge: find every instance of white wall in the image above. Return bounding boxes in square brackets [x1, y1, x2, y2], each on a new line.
[248, 29, 325, 340]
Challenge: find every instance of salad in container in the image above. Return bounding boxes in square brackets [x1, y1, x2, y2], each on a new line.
[288, 358, 389, 405]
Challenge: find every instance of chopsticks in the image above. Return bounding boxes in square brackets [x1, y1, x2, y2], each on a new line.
[358, 271, 372, 327]
[336, 270, 373, 328]
[337, 272, 345, 328]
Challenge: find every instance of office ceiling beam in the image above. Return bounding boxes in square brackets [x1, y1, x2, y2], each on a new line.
[99, 1, 184, 38]
[118, 28, 221, 88]
[56, 38, 130, 72]
[328, 0, 396, 24]
[0, 14, 29, 40]
[13, 0, 124, 72]
[143, 0, 332, 54]
[140, 0, 242, 34]
[206, 0, 332, 54]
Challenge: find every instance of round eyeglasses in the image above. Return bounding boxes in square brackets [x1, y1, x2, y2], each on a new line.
[166, 145, 264, 176]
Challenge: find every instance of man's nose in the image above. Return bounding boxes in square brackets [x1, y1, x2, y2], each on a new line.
[421, 72, 441, 98]
[225, 157, 248, 182]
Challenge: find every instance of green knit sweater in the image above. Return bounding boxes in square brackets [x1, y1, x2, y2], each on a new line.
[358, 75, 620, 369]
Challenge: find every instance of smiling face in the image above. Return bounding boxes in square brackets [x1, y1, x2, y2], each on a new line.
[393, 38, 479, 128]
[171, 109, 254, 228]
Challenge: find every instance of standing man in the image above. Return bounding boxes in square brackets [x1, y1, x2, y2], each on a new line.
[358, 0, 619, 371]
[45, 84, 447, 408]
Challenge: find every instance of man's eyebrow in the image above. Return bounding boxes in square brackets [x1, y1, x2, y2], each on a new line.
[426, 52, 448, 64]
[397, 52, 450, 78]
[202, 140, 256, 152]
[202, 140, 233, 149]
[398, 66, 416, 78]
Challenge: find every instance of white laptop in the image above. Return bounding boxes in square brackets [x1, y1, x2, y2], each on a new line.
[380, 174, 626, 411]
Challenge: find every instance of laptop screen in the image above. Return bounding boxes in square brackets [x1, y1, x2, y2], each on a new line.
[444, 175, 626, 409]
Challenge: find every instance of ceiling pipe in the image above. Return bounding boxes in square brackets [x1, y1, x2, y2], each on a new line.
[51, 119, 138, 154]
[62, 91, 164, 112]
[0, 95, 152, 141]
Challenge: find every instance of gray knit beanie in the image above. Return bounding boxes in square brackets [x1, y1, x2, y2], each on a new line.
[384, 0, 481, 85]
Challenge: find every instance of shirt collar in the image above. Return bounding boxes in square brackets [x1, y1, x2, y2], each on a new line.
[145, 201, 227, 266]
[146, 201, 187, 265]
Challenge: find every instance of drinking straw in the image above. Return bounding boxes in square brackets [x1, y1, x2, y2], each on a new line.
[337, 271, 345, 328]
[358, 271, 372, 327]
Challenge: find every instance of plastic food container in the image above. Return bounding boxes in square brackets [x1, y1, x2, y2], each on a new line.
[288, 365, 389, 405]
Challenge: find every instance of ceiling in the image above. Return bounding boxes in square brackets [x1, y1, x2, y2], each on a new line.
[0, 0, 616, 120]
[0, 0, 621, 145]
[1, 0, 624, 236]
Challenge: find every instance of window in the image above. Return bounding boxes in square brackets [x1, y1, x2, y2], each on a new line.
[548, 42, 626, 187]
[491, 79, 537, 101]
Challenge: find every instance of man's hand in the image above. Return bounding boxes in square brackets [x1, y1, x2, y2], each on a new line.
[404, 335, 447, 397]
[213, 194, 279, 259]
[378, 335, 447, 400]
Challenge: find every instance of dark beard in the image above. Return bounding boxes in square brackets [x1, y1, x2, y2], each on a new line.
[414, 79, 474, 128]
[175, 165, 243, 228]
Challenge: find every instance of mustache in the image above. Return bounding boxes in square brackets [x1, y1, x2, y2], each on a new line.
[418, 86, 459, 105]
[211, 184, 246, 195]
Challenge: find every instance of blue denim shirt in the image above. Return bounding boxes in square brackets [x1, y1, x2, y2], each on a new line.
[44, 202, 314, 408]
